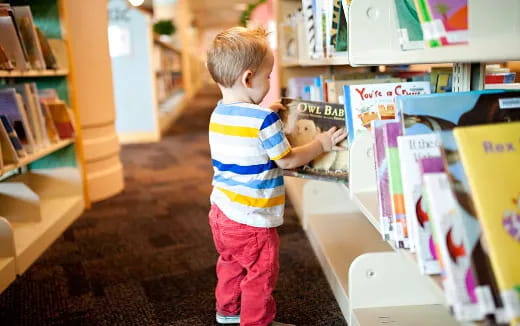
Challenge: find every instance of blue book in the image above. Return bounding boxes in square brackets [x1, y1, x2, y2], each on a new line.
[0, 114, 25, 158]
[398, 90, 520, 136]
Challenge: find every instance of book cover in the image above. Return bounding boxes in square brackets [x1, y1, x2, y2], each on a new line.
[280, 98, 348, 182]
[440, 130, 508, 324]
[372, 120, 393, 241]
[28, 83, 50, 146]
[344, 81, 430, 144]
[413, 0, 441, 47]
[302, 0, 317, 59]
[12, 6, 45, 70]
[423, 0, 468, 46]
[423, 172, 483, 321]
[394, 0, 425, 51]
[418, 157, 445, 274]
[397, 133, 442, 271]
[384, 121, 408, 248]
[13, 84, 45, 148]
[0, 43, 15, 70]
[454, 122, 520, 325]
[328, 77, 402, 104]
[0, 114, 25, 159]
[40, 102, 61, 143]
[401, 91, 520, 136]
[0, 88, 35, 153]
[45, 101, 75, 139]
[0, 15, 29, 70]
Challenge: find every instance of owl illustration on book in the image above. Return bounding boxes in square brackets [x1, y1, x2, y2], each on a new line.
[280, 105, 348, 172]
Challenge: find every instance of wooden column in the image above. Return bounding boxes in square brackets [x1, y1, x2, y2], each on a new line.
[60, 0, 125, 202]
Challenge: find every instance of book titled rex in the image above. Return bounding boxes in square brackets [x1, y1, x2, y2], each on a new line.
[280, 98, 348, 182]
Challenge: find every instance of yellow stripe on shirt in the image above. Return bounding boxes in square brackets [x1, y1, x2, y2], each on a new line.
[217, 187, 285, 208]
[209, 122, 259, 138]
[271, 146, 291, 161]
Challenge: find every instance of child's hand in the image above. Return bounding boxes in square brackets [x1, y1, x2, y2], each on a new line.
[316, 127, 347, 152]
[269, 101, 286, 113]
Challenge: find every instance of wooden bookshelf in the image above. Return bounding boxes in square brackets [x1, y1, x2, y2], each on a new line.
[1, 139, 74, 178]
[0, 69, 69, 78]
[153, 35, 182, 54]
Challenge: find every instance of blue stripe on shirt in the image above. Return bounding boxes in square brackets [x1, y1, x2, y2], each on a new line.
[212, 159, 276, 175]
[262, 131, 285, 150]
[260, 112, 280, 130]
[214, 175, 284, 189]
[215, 105, 269, 120]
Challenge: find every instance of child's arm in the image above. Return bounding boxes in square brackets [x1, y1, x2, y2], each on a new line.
[275, 127, 347, 170]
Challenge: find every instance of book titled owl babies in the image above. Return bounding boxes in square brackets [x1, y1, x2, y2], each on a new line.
[279, 98, 348, 182]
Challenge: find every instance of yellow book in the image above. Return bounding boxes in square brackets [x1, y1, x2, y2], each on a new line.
[454, 122, 520, 325]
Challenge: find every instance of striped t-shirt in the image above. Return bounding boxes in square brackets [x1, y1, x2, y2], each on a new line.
[209, 102, 292, 228]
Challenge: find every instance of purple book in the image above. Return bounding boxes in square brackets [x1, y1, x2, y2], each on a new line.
[372, 120, 392, 240]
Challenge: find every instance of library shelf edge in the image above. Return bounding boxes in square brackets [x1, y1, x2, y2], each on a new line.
[0, 216, 16, 294]
[159, 91, 188, 134]
[0, 69, 69, 78]
[1, 139, 75, 178]
[281, 55, 350, 68]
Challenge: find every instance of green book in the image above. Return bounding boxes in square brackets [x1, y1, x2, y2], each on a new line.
[394, 0, 425, 50]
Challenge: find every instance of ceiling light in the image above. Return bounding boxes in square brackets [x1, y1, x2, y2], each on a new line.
[128, 0, 145, 7]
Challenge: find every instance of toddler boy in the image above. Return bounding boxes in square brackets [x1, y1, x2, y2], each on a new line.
[207, 27, 346, 326]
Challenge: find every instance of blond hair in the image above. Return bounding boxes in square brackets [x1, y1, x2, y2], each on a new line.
[207, 27, 269, 88]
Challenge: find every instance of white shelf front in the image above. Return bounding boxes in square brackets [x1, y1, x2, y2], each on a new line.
[348, 0, 520, 65]
[353, 304, 460, 326]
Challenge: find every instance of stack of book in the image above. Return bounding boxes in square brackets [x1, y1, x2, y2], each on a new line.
[370, 91, 520, 325]
[281, 79, 520, 324]
[0, 84, 75, 172]
[280, 0, 350, 62]
[0, 4, 59, 71]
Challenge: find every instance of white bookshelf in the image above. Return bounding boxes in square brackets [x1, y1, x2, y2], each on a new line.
[348, 0, 520, 65]
[278, 0, 520, 324]
[281, 55, 349, 68]
[0, 168, 84, 274]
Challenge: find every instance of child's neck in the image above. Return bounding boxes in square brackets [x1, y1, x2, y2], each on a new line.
[219, 86, 256, 105]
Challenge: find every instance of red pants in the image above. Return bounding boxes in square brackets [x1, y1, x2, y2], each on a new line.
[209, 205, 280, 326]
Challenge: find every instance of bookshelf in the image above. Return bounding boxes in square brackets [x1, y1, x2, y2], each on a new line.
[276, 0, 520, 325]
[0, 0, 111, 295]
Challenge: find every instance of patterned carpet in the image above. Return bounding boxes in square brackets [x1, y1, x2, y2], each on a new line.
[0, 86, 347, 326]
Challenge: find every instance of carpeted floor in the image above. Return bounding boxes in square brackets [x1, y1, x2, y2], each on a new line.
[0, 86, 347, 326]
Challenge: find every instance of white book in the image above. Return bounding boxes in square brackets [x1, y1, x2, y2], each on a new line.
[397, 133, 441, 273]
[312, 0, 324, 59]
[423, 173, 483, 322]
[301, 0, 316, 59]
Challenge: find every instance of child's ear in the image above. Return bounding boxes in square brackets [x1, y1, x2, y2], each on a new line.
[241, 69, 254, 88]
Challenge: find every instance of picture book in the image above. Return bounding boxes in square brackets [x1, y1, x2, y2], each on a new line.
[440, 131, 508, 324]
[397, 133, 442, 271]
[423, 172, 483, 321]
[45, 101, 75, 139]
[372, 120, 393, 241]
[327, 77, 402, 104]
[400, 91, 520, 137]
[394, 0, 425, 51]
[418, 156, 445, 273]
[0, 115, 21, 166]
[302, 0, 317, 59]
[279, 98, 348, 182]
[12, 6, 45, 70]
[419, 0, 468, 47]
[344, 81, 430, 144]
[0, 43, 15, 70]
[0, 114, 24, 159]
[13, 83, 47, 148]
[0, 88, 35, 153]
[0, 15, 29, 70]
[384, 121, 408, 248]
[333, 0, 348, 52]
[454, 122, 520, 325]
